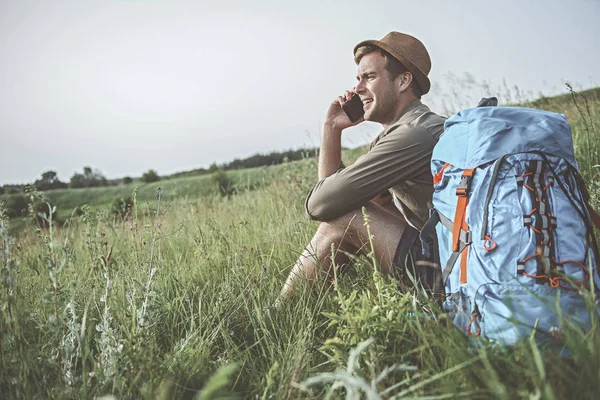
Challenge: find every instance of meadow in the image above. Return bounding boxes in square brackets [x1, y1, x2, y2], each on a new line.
[1, 87, 600, 399]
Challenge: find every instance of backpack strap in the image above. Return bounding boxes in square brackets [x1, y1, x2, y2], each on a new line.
[527, 151, 600, 290]
[453, 169, 476, 284]
[391, 225, 420, 282]
[443, 232, 472, 284]
[420, 208, 454, 258]
[421, 169, 476, 285]
[516, 160, 557, 284]
[480, 155, 510, 240]
[421, 208, 472, 285]
[587, 202, 600, 229]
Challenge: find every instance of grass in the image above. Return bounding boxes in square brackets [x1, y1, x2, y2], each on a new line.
[1, 87, 599, 399]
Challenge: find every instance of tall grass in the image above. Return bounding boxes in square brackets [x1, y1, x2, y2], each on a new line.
[1, 88, 599, 399]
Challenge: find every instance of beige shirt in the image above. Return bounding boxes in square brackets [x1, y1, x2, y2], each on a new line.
[305, 100, 446, 230]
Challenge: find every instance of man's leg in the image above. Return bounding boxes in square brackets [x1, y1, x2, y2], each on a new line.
[279, 202, 406, 299]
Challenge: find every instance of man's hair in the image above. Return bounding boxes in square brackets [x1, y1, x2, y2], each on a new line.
[355, 45, 422, 99]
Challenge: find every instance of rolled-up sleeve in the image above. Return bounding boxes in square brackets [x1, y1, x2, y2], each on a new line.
[305, 125, 436, 221]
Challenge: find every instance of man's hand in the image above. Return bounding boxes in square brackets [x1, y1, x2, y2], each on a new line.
[319, 89, 366, 180]
[324, 89, 365, 131]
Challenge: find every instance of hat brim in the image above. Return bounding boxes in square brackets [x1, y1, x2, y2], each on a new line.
[353, 39, 431, 95]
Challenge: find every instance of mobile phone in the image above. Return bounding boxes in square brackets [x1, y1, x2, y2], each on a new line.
[342, 94, 365, 122]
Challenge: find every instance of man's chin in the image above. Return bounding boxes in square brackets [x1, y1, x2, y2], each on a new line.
[363, 110, 377, 123]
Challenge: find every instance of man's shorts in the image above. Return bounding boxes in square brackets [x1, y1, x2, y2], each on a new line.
[392, 226, 443, 301]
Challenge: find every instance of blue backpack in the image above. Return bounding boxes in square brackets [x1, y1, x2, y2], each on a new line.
[420, 100, 600, 345]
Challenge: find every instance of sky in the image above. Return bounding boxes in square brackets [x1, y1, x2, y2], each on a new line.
[1, 0, 599, 185]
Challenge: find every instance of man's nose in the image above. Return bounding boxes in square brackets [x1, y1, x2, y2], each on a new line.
[355, 79, 366, 94]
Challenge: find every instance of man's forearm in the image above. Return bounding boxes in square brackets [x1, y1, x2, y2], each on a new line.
[318, 124, 343, 180]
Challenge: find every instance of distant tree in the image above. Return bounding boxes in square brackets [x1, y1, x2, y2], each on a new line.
[140, 169, 160, 183]
[208, 163, 220, 173]
[70, 166, 108, 188]
[122, 176, 133, 185]
[88, 167, 107, 187]
[34, 170, 68, 191]
[41, 170, 58, 183]
[70, 173, 86, 188]
[0, 186, 4, 196]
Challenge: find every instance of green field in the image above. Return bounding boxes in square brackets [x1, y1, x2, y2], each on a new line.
[1, 88, 600, 399]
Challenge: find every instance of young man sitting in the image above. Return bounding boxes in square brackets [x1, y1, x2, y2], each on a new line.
[280, 32, 445, 299]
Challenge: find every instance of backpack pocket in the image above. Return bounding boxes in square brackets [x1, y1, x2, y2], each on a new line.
[473, 283, 593, 344]
[478, 162, 525, 283]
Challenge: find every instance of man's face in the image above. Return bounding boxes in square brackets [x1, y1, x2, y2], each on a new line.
[355, 51, 400, 125]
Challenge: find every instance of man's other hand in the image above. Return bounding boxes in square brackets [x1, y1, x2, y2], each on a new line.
[324, 89, 365, 131]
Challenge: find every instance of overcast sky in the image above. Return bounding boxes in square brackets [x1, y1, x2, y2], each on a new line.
[1, 0, 599, 185]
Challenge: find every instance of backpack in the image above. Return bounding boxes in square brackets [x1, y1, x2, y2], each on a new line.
[420, 99, 600, 345]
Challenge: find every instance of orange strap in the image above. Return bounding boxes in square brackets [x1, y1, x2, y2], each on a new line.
[459, 246, 468, 284]
[452, 169, 475, 284]
[587, 202, 600, 229]
[452, 169, 475, 251]
[452, 196, 468, 252]
[433, 163, 451, 185]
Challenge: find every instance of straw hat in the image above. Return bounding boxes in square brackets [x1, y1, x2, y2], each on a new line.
[354, 31, 431, 95]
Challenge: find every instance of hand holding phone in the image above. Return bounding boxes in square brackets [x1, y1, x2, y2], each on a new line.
[342, 94, 365, 123]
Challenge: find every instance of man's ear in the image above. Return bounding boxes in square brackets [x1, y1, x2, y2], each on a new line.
[397, 72, 413, 93]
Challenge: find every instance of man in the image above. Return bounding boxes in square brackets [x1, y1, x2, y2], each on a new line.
[279, 32, 446, 299]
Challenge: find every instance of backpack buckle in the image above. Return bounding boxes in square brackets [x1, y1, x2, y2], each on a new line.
[456, 175, 472, 196]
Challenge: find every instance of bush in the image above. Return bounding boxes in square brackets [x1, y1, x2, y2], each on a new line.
[122, 176, 133, 185]
[112, 196, 133, 218]
[212, 170, 234, 197]
[141, 169, 160, 183]
[4, 194, 29, 218]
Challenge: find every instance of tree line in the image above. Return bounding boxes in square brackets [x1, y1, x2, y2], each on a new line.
[0, 147, 319, 196]
[0, 167, 160, 196]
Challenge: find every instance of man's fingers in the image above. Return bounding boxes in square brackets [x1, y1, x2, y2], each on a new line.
[335, 89, 357, 106]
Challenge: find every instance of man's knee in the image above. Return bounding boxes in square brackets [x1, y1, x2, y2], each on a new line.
[316, 209, 362, 240]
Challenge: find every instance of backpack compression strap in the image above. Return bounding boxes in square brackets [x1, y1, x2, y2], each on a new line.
[587, 203, 600, 229]
[453, 169, 476, 284]
[421, 169, 476, 285]
[516, 160, 558, 284]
